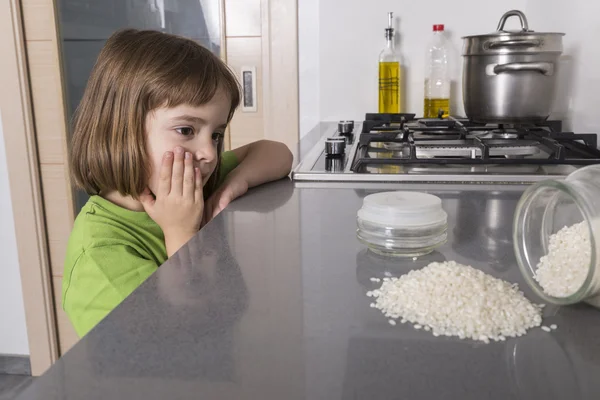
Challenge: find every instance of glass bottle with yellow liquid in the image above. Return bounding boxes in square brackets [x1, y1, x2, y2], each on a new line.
[424, 24, 451, 118]
[378, 12, 403, 113]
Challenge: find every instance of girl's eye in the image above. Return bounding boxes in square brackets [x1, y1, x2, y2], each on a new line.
[212, 131, 224, 141]
[175, 127, 194, 137]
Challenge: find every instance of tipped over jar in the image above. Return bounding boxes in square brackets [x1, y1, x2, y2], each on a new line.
[513, 165, 600, 308]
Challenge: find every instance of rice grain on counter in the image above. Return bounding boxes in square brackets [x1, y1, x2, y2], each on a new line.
[370, 261, 543, 343]
[534, 221, 590, 298]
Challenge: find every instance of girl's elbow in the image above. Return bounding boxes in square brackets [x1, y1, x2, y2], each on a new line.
[278, 143, 293, 174]
[257, 140, 293, 175]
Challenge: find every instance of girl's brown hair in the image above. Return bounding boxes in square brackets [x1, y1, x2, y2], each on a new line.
[70, 29, 240, 199]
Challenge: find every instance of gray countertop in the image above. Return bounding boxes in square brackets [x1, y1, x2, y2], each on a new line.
[17, 177, 600, 399]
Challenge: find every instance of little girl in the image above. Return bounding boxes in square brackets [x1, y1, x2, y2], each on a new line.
[63, 29, 293, 337]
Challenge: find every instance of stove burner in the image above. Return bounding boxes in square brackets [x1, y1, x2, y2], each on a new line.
[379, 141, 541, 159]
[351, 113, 600, 173]
[489, 130, 519, 140]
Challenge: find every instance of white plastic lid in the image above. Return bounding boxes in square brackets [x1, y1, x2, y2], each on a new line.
[357, 191, 447, 227]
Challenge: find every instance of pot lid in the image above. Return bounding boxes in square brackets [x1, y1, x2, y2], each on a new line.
[462, 10, 564, 55]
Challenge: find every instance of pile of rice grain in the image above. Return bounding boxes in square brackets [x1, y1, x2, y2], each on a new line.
[367, 261, 543, 343]
[534, 221, 590, 297]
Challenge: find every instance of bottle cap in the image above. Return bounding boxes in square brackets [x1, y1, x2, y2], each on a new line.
[433, 24, 444, 31]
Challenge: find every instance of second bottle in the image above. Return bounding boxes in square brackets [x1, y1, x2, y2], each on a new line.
[424, 24, 451, 118]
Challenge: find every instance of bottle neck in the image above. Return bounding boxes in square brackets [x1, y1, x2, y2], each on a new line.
[385, 28, 395, 50]
[385, 36, 395, 51]
[432, 30, 444, 43]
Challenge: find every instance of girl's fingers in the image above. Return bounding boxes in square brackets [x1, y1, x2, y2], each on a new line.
[157, 152, 173, 196]
[194, 167, 204, 203]
[183, 152, 195, 199]
[171, 147, 185, 196]
[139, 187, 156, 210]
[213, 188, 233, 218]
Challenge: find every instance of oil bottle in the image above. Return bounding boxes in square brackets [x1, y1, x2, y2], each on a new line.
[424, 24, 451, 118]
[378, 12, 402, 113]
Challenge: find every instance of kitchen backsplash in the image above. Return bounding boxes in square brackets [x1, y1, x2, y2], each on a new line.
[299, 0, 600, 137]
[526, 0, 600, 134]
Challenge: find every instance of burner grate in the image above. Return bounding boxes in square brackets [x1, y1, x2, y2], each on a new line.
[351, 114, 600, 172]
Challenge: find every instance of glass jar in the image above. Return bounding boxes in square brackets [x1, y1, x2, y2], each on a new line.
[513, 165, 600, 307]
[356, 191, 448, 257]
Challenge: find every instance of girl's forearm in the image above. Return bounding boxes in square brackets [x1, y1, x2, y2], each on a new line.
[232, 140, 293, 188]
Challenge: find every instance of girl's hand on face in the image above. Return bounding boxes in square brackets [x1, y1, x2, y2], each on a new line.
[203, 173, 249, 225]
[140, 147, 204, 256]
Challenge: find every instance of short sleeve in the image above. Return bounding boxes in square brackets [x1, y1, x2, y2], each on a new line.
[62, 245, 158, 337]
[218, 150, 239, 185]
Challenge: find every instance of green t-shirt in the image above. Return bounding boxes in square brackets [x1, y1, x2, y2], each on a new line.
[63, 151, 238, 337]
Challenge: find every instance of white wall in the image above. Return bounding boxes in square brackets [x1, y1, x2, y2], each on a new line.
[299, 0, 600, 136]
[526, 0, 600, 133]
[0, 111, 30, 355]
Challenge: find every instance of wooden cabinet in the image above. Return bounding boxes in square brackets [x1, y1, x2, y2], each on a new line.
[2, 0, 298, 375]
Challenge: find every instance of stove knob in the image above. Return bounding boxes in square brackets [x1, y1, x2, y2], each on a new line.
[325, 137, 346, 156]
[338, 120, 354, 134]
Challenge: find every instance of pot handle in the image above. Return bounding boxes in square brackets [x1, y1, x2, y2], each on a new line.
[496, 10, 530, 32]
[487, 39, 542, 49]
[493, 62, 554, 76]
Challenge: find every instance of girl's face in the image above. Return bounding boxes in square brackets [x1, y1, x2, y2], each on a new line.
[145, 89, 231, 195]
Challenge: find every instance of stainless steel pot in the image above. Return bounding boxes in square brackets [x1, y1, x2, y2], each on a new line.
[462, 10, 565, 123]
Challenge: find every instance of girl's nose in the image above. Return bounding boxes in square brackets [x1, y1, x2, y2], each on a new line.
[193, 138, 217, 165]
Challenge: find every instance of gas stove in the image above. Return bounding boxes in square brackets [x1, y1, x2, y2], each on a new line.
[292, 113, 600, 184]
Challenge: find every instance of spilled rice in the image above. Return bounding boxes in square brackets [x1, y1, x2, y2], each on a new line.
[367, 261, 543, 343]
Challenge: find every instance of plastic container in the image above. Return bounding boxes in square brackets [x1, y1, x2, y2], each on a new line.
[513, 165, 600, 308]
[424, 24, 451, 118]
[356, 191, 448, 257]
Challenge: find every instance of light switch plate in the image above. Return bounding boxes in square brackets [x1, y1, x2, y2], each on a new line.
[240, 66, 257, 112]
